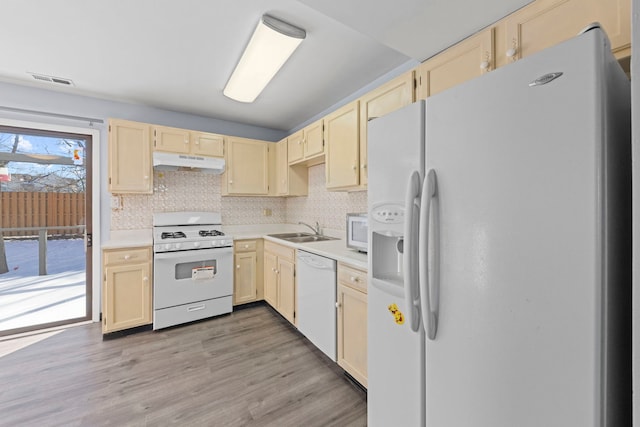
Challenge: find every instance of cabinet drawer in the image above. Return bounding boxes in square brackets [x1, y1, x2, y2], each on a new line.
[234, 240, 257, 252]
[104, 247, 150, 266]
[264, 241, 295, 261]
[338, 263, 368, 293]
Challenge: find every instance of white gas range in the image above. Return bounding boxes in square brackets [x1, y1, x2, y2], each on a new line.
[152, 212, 233, 330]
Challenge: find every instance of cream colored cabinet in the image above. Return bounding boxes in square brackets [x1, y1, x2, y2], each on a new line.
[233, 239, 264, 305]
[325, 100, 360, 190]
[276, 138, 308, 197]
[153, 126, 225, 158]
[360, 71, 415, 187]
[152, 125, 191, 154]
[102, 246, 152, 333]
[190, 131, 225, 157]
[222, 137, 270, 195]
[264, 241, 296, 325]
[336, 263, 368, 387]
[500, 0, 630, 65]
[108, 119, 152, 194]
[288, 119, 325, 166]
[418, 28, 494, 99]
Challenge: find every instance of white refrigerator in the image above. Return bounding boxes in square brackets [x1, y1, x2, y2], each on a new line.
[368, 26, 631, 426]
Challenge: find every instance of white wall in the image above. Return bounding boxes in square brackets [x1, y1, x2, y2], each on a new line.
[632, 0, 639, 424]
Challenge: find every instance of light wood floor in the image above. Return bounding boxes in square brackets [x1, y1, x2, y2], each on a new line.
[0, 304, 367, 426]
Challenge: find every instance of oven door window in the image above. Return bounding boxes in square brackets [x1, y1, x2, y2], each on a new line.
[175, 259, 217, 280]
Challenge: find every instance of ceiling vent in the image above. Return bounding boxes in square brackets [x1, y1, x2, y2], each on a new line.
[28, 72, 74, 86]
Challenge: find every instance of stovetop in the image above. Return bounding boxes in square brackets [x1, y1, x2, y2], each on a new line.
[152, 211, 233, 253]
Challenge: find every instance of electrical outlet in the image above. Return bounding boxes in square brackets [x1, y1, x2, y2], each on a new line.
[111, 195, 121, 210]
[263, 208, 272, 216]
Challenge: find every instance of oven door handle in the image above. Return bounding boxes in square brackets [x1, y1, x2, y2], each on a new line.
[153, 247, 232, 260]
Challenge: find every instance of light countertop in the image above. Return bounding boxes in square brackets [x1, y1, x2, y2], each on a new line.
[103, 223, 368, 270]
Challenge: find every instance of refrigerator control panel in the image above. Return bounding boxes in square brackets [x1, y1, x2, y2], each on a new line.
[371, 204, 405, 224]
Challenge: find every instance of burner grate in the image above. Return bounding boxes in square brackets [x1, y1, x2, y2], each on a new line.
[199, 230, 225, 237]
[161, 231, 187, 239]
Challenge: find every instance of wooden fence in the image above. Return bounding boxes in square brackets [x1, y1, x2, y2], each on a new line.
[1, 192, 85, 237]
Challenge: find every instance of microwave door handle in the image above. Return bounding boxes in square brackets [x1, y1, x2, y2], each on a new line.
[404, 170, 421, 332]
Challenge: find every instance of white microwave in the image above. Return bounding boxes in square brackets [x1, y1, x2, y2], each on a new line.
[346, 213, 368, 253]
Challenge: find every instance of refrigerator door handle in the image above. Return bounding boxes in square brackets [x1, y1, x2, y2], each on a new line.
[419, 169, 439, 340]
[403, 170, 422, 332]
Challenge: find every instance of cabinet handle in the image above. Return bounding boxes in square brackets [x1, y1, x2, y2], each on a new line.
[143, 276, 149, 282]
[244, 244, 249, 248]
[480, 51, 491, 71]
[144, 175, 149, 180]
[506, 38, 518, 60]
[195, 140, 200, 145]
[297, 140, 302, 145]
[229, 180, 233, 184]
[184, 139, 189, 144]
[352, 165, 357, 171]
[350, 276, 360, 282]
[236, 265, 240, 269]
[275, 270, 279, 274]
[335, 302, 341, 309]
[361, 164, 367, 170]
[124, 255, 131, 260]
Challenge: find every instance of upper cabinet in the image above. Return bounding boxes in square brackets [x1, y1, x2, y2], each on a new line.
[275, 138, 308, 197]
[190, 132, 225, 157]
[418, 28, 494, 99]
[153, 125, 225, 158]
[360, 70, 415, 187]
[222, 137, 270, 196]
[288, 119, 325, 166]
[325, 100, 360, 191]
[500, 0, 630, 66]
[108, 119, 152, 194]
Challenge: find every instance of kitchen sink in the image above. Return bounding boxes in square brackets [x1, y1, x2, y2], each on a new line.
[268, 233, 338, 243]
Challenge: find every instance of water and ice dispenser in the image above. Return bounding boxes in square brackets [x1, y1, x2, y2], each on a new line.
[370, 203, 406, 293]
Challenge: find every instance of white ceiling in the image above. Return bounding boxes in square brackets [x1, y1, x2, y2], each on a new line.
[0, 0, 532, 132]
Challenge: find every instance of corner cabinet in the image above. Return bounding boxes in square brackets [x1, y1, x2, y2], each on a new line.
[102, 246, 152, 333]
[288, 119, 325, 166]
[325, 100, 361, 191]
[264, 241, 296, 325]
[222, 137, 270, 196]
[336, 262, 368, 387]
[108, 119, 153, 194]
[233, 239, 264, 305]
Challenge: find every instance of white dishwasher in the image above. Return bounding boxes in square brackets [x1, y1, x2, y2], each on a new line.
[296, 250, 337, 361]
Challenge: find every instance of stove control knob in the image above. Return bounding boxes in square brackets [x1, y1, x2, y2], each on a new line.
[193, 242, 201, 248]
[175, 243, 182, 249]
[164, 244, 172, 251]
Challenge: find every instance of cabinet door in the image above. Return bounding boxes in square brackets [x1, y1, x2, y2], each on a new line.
[337, 283, 368, 387]
[360, 71, 415, 187]
[304, 119, 324, 159]
[103, 262, 152, 333]
[234, 252, 257, 305]
[108, 119, 152, 194]
[503, 0, 592, 64]
[264, 252, 278, 307]
[226, 137, 270, 195]
[325, 100, 360, 190]
[153, 125, 190, 154]
[276, 139, 289, 195]
[191, 132, 224, 157]
[277, 258, 296, 324]
[592, 0, 630, 58]
[418, 28, 494, 99]
[288, 129, 304, 164]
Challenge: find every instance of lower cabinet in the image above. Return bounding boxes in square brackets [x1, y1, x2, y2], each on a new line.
[336, 262, 368, 387]
[102, 246, 152, 333]
[233, 239, 264, 305]
[264, 241, 296, 325]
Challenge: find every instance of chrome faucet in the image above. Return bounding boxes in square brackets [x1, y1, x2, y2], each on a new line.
[298, 221, 321, 235]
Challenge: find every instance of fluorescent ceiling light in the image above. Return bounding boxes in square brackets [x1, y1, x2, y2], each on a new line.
[224, 14, 306, 103]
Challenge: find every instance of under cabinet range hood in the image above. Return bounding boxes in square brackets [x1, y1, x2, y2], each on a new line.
[152, 151, 225, 174]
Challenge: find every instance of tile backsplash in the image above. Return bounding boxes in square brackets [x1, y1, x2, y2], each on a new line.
[286, 164, 367, 232]
[111, 165, 366, 231]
